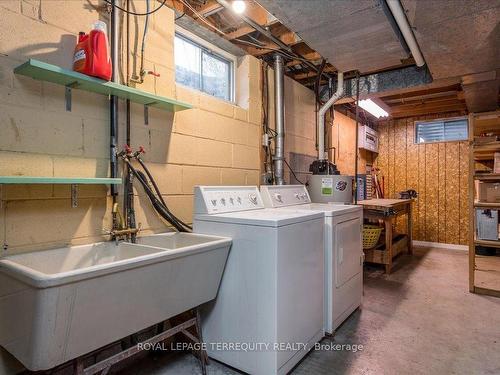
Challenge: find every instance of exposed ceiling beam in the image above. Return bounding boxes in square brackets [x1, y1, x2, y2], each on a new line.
[381, 84, 462, 101]
[292, 66, 336, 80]
[390, 103, 467, 118]
[286, 52, 322, 67]
[388, 97, 466, 112]
[195, 0, 224, 17]
[226, 25, 256, 40]
[383, 91, 462, 104]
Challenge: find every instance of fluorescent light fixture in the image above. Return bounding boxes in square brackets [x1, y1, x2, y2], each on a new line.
[358, 99, 389, 118]
[232, 0, 246, 13]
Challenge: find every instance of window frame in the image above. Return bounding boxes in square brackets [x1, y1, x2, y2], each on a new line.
[174, 26, 236, 103]
[414, 116, 469, 144]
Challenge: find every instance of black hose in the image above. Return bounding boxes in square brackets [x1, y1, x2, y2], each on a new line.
[135, 156, 193, 230]
[136, 156, 167, 207]
[138, 173, 189, 232]
[135, 169, 191, 232]
[122, 158, 190, 232]
[103, 0, 167, 16]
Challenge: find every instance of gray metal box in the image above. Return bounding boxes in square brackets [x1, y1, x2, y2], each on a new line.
[307, 175, 353, 204]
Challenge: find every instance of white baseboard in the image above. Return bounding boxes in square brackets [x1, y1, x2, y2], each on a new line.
[412, 240, 468, 251]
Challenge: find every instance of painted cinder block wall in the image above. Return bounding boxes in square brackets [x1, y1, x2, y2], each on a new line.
[0, 0, 262, 256]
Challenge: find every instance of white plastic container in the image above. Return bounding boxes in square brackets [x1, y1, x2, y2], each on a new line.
[0, 233, 231, 371]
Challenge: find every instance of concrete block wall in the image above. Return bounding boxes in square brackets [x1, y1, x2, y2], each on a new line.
[0, 0, 262, 255]
[267, 69, 360, 184]
[283, 75, 318, 183]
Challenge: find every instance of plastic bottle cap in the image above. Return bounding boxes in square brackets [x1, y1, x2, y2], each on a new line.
[92, 20, 107, 33]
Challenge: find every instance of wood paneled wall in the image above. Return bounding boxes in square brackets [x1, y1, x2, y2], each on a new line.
[376, 112, 469, 245]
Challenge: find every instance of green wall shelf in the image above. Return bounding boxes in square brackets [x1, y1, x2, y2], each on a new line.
[0, 176, 122, 184]
[14, 59, 192, 112]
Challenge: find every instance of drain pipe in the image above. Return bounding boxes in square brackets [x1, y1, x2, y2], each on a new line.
[318, 72, 343, 160]
[110, 1, 119, 229]
[386, 0, 425, 67]
[274, 54, 285, 185]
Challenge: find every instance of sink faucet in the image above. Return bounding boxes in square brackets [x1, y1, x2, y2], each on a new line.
[104, 203, 140, 244]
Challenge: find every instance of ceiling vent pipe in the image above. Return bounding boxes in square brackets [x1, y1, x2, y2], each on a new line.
[386, 0, 425, 67]
[274, 54, 285, 185]
[318, 72, 343, 160]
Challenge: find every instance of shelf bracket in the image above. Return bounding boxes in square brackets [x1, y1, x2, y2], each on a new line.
[65, 87, 72, 112]
[144, 102, 158, 125]
[71, 184, 78, 208]
[65, 81, 79, 112]
[144, 105, 149, 125]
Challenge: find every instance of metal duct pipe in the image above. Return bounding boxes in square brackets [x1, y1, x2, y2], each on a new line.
[274, 54, 285, 185]
[318, 72, 343, 160]
[386, 0, 425, 67]
[110, 0, 119, 198]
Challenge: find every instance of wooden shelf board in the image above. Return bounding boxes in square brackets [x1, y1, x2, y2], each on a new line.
[474, 239, 500, 249]
[14, 59, 192, 112]
[474, 142, 500, 151]
[0, 176, 122, 184]
[474, 201, 500, 208]
[474, 254, 500, 295]
[473, 286, 500, 297]
[474, 174, 500, 181]
[473, 143, 500, 161]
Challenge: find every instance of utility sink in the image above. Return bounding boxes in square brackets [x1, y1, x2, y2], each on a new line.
[0, 232, 231, 371]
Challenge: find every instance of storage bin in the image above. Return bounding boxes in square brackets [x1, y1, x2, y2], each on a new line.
[476, 209, 499, 240]
[478, 182, 500, 202]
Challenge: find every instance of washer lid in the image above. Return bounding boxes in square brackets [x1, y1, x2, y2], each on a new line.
[293, 203, 362, 217]
[194, 208, 323, 227]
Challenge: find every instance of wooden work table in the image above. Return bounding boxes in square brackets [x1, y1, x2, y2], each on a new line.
[358, 199, 414, 273]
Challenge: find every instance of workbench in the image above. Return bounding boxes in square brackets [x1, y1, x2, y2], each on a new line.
[358, 199, 413, 273]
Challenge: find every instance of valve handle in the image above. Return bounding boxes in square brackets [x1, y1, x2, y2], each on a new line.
[147, 70, 161, 78]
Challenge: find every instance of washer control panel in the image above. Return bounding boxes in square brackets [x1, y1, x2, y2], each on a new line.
[260, 185, 311, 208]
[194, 186, 264, 214]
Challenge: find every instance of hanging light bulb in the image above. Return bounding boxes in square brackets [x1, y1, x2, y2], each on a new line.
[232, 0, 246, 14]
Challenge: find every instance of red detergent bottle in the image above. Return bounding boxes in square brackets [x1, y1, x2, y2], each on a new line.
[73, 21, 112, 81]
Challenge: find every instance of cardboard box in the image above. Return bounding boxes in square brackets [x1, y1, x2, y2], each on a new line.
[478, 182, 500, 202]
[476, 209, 499, 240]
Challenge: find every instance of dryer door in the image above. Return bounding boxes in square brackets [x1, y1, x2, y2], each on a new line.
[334, 212, 362, 287]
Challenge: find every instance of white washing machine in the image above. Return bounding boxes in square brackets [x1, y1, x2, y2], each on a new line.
[193, 186, 324, 375]
[261, 185, 363, 334]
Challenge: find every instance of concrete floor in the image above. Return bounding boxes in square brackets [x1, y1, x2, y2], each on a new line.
[112, 247, 499, 374]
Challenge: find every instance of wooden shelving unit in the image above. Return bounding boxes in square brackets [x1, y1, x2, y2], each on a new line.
[469, 110, 500, 297]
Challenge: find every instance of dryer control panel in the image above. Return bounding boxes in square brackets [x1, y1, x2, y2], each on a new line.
[260, 185, 311, 208]
[194, 186, 264, 214]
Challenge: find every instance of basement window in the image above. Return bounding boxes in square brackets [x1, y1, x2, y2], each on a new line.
[174, 31, 234, 102]
[415, 117, 468, 144]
